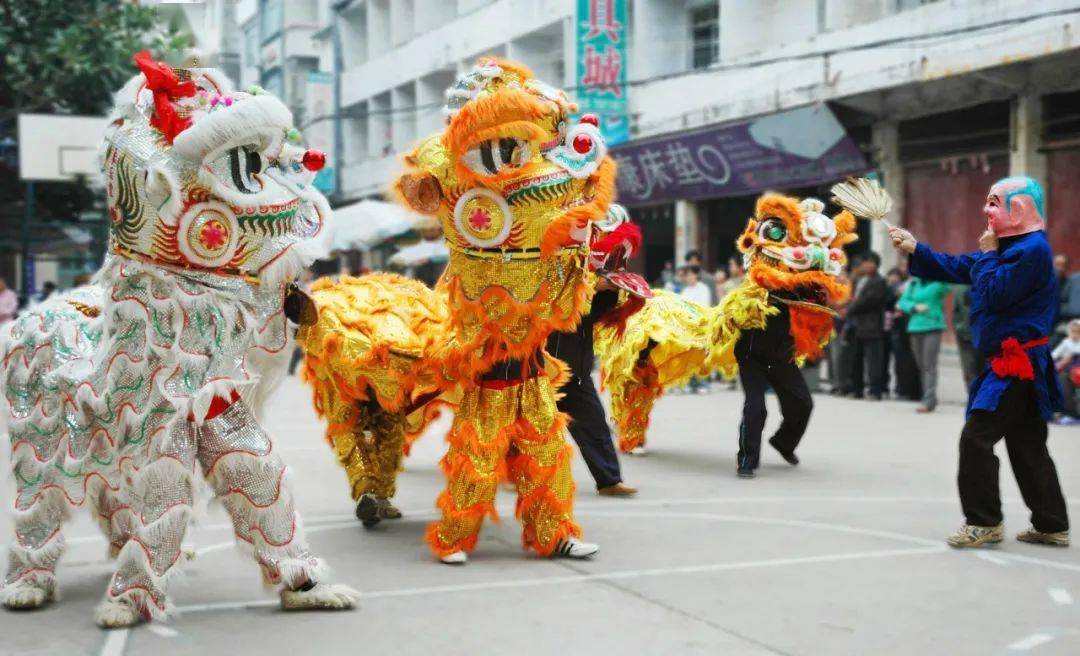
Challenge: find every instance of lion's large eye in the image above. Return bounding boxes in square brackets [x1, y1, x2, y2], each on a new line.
[758, 219, 787, 243]
[227, 145, 266, 193]
[462, 138, 531, 175]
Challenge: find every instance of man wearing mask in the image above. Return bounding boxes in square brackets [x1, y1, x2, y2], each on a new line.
[889, 177, 1068, 548]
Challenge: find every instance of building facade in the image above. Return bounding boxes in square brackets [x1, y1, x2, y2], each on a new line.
[190, 0, 1080, 282]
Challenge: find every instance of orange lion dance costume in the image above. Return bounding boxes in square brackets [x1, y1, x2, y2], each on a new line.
[299, 59, 618, 563]
[596, 181, 884, 459]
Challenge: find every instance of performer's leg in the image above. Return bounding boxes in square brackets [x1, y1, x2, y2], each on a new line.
[508, 376, 582, 555]
[765, 359, 813, 457]
[1003, 383, 1069, 535]
[426, 385, 508, 558]
[90, 480, 136, 559]
[100, 421, 199, 625]
[957, 408, 1008, 529]
[558, 375, 623, 489]
[2, 489, 68, 609]
[196, 402, 327, 589]
[612, 364, 660, 453]
[736, 356, 769, 472]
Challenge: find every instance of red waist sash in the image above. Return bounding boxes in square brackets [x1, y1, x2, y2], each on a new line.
[990, 337, 1049, 381]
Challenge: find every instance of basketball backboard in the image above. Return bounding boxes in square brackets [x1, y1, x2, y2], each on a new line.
[18, 114, 108, 182]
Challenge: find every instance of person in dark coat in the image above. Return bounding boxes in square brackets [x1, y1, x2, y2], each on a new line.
[547, 279, 637, 496]
[843, 251, 888, 399]
[890, 176, 1069, 548]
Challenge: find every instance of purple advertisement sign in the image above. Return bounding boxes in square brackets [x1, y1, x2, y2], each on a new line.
[611, 104, 868, 206]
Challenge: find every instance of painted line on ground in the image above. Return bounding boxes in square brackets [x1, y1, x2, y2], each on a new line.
[975, 551, 1009, 566]
[175, 544, 945, 614]
[1007, 632, 1055, 651]
[1049, 588, 1073, 605]
[146, 624, 179, 638]
[98, 628, 130, 656]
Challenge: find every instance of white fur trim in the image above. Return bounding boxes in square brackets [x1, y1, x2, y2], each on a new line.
[173, 95, 292, 164]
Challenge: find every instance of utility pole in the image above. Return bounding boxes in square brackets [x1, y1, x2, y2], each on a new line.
[332, 1, 345, 203]
[21, 181, 34, 300]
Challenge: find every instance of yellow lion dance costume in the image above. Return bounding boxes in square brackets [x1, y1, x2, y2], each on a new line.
[597, 184, 871, 456]
[299, 59, 618, 563]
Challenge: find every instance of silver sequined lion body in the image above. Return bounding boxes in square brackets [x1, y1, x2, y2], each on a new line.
[0, 53, 355, 627]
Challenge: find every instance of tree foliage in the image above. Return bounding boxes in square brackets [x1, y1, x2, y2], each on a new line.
[0, 0, 190, 126]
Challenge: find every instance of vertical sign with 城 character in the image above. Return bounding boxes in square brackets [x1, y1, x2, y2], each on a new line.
[576, 0, 629, 145]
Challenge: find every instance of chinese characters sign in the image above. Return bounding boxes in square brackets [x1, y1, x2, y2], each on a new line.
[611, 105, 868, 206]
[576, 0, 629, 145]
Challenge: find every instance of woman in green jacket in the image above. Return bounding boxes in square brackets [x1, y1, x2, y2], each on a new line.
[897, 277, 952, 412]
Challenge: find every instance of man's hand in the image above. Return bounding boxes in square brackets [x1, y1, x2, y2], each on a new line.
[979, 229, 998, 253]
[595, 275, 616, 291]
[888, 226, 917, 254]
[914, 303, 929, 314]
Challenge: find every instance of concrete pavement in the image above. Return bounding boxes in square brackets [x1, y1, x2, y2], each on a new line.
[2, 374, 1079, 655]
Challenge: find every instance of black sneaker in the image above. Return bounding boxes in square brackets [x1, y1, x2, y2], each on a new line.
[355, 493, 381, 528]
[769, 438, 799, 466]
[737, 467, 755, 479]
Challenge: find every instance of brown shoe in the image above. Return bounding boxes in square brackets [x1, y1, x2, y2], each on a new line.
[916, 406, 933, 414]
[946, 523, 1004, 548]
[598, 482, 638, 497]
[1016, 527, 1070, 546]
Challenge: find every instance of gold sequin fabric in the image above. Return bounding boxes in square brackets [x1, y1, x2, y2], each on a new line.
[298, 273, 451, 501]
[594, 290, 717, 451]
[330, 403, 407, 500]
[426, 372, 580, 556]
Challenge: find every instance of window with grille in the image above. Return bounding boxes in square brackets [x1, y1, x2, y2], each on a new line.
[690, 4, 720, 70]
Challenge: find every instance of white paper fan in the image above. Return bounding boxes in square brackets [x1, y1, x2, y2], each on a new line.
[830, 177, 894, 227]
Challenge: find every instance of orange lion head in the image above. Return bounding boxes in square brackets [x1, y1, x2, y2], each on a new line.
[736, 193, 857, 305]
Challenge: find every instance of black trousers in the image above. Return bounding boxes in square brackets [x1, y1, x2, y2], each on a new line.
[959, 380, 1069, 533]
[736, 355, 814, 471]
[557, 375, 623, 489]
[849, 336, 886, 397]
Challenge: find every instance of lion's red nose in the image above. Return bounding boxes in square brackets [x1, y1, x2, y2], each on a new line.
[302, 149, 326, 172]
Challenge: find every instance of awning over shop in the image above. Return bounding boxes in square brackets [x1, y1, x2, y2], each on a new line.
[388, 239, 449, 267]
[329, 199, 426, 251]
[611, 104, 868, 206]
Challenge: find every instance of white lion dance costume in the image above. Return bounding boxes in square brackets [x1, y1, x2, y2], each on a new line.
[0, 51, 354, 627]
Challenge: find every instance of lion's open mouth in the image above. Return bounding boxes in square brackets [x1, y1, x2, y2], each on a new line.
[503, 169, 574, 206]
[794, 284, 829, 306]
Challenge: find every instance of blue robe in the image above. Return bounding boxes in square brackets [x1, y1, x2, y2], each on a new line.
[909, 230, 1062, 419]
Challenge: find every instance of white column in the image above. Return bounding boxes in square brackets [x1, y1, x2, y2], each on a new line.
[674, 200, 699, 265]
[872, 120, 903, 273]
[1010, 94, 1047, 208]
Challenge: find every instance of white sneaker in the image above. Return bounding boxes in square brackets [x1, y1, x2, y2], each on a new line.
[628, 446, 648, 457]
[440, 551, 468, 565]
[552, 538, 599, 559]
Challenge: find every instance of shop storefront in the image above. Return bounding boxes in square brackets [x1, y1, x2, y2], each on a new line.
[612, 104, 869, 281]
[898, 101, 1011, 257]
[1045, 89, 1080, 265]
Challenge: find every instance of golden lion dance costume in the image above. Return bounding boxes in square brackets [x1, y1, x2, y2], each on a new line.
[594, 289, 717, 453]
[597, 185, 875, 459]
[299, 60, 616, 563]
[0, 52, 355, 627]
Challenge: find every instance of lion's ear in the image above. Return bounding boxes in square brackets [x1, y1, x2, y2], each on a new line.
[395, 172, 442, 214]
[737, 220, 758, 253]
